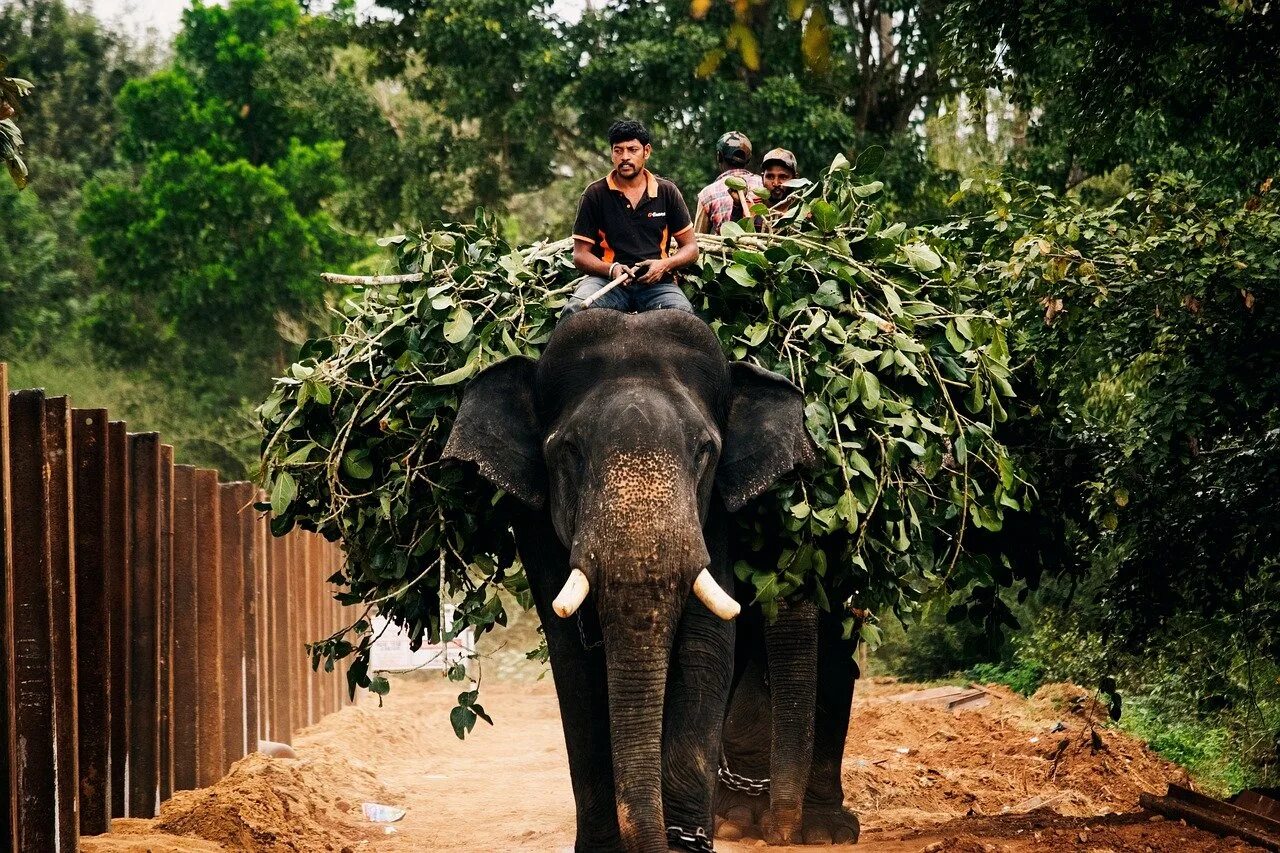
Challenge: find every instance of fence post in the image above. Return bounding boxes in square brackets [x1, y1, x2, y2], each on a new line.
[289, 535, 304, 733]
[218, 482, 246, 771]
[44, 398, 81, 849]
[270, 533, 292, 744]
[236, 483, 259, 757]
[255, 492, 270, 745]
[126, 433, 160, 818]
[193, 469, 224, 787]
[71, 409, 110, 835]
[156, 445, 174, 804]
[105, 422, 129, 818]
[0, 365, 12, 852]
[169, 466, 199, 792]
[304, 534, 318, 726]
[6, 390, 59, 852]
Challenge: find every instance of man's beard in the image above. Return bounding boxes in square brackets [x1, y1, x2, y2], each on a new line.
[617, 162, 639, 176]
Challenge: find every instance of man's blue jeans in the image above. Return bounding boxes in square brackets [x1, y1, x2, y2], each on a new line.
[560, 276, 695, 320]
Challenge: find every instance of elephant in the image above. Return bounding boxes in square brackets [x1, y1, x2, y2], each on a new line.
[714, 601, 862, 845]
[441, 308, 815, 852]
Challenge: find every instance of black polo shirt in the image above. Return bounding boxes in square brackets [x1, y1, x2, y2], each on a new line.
[572, 170, 693, 267]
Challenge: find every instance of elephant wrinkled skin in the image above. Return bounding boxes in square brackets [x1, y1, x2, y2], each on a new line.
[442, 309, 815, 852]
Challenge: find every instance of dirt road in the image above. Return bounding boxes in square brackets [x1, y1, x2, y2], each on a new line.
[82, 669, 1260, 852]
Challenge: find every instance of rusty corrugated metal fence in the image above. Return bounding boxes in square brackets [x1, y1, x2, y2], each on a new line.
[0, 363, 353, 851]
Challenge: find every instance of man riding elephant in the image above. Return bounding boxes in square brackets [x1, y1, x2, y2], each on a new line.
[563, 120, 699, 319]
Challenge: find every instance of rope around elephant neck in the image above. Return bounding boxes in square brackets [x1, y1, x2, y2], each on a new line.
[666, 823, 715, 852]
[717, 758, 770, 796]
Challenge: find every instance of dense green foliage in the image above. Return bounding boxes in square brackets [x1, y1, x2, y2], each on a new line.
[945, 0, 1280, 191]
[258, 163, 1025, 705]
[955, 172, 1280, 786]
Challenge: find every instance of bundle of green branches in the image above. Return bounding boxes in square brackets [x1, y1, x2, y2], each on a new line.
[0, 54, 34, 189]
[259, 153, 1025, 706]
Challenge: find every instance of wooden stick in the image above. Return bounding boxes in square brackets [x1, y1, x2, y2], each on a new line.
[320, 272, 424, 286]
[580, 269, 632, 309]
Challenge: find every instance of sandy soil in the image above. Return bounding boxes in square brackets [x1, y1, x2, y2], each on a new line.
[80, 665, 1263, 853]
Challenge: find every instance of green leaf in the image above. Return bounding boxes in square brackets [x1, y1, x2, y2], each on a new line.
[444, 306, 474, 343]
[342, 450, 374, 480]
[283, 442, 318, 464]
[433, 361, 476, 385]
[902, 242, 942, 273]
[853, 181, 884, 198]
[811, 200, 839, 233]
[725, 264, 756, 288]
[270, 471, 297, 515]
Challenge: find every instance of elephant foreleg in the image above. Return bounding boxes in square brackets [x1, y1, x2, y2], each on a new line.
[759, 598, 819, 845]
[800, 608, 860, 845]
[661, 511, 735, 852]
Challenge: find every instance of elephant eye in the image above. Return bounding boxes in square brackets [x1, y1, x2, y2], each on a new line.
[563, 440, 587, 477]
[696, 439, 717, 468]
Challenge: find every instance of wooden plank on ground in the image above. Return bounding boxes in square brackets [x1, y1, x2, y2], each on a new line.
[218, 482, 246, 771]
[71, 408, 110, 835]
[105, 422, 129, 818]
[6, 390, 57, 852]
[887, 685, 991, 713]
[169, 467, 198, 792]
[126, 433, 160, 818]
[1141, 784, 1280, 851]
[194, 469, 224, 787]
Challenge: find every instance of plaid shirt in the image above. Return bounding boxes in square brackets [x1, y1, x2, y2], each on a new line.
[696, 168, 764, 234]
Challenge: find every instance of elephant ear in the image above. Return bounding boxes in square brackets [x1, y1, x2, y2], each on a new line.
[441, 356, 546, 508]
[718, 361, 818, 512]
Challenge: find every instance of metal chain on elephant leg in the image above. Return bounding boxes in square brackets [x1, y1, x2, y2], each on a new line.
[716, 757, 770, 796]
[666, 824, 715, 852]
[576, 611, 604, 650]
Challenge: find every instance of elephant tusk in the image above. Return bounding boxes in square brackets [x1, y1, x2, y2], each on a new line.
[553, 568, 591, 618]
[693, 569, 740, 620]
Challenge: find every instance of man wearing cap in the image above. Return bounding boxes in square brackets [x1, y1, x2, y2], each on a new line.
[694, 131, 765, 234]
[761, 147, 799, 210]
[563, 119, 699, 319]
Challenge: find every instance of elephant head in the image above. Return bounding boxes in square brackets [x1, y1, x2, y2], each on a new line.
[442, 309, 814, 851]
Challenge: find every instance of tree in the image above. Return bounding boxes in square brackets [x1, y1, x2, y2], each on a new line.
[0, 0, 152, 175]
[81, 0, 360, 388]
[360, 0, 576, 209]
[944, 0, 1280, 191]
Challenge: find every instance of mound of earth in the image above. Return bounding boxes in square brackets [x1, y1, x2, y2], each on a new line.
[846, 678, 1188, 832]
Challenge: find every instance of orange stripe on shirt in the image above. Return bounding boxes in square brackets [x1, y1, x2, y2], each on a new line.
[660, 226, 669, 259]
[599, 230, 615, 264]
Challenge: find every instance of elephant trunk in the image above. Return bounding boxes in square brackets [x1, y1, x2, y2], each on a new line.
[601, 581, 682, 853]
[761, 598, 819, 844]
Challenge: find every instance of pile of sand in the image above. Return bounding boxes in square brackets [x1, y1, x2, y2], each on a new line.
[845, 679, 1189, 831]
[82, 706, 402, 853]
